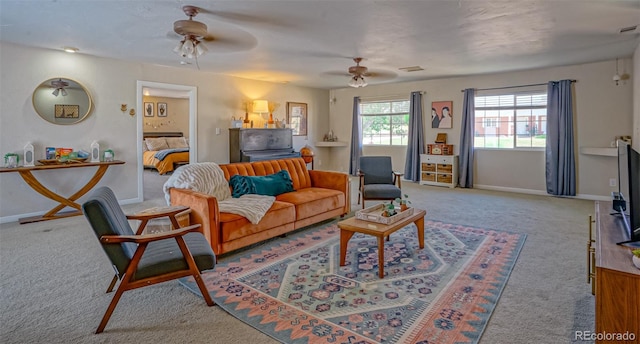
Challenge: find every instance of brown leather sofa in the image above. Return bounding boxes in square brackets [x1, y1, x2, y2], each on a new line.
[169, 158, 350, 255]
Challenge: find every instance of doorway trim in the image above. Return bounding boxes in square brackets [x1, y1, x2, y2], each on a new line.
[136, 80, 197, 202]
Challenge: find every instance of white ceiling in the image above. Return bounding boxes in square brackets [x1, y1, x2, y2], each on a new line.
[1, 0, 639, 89]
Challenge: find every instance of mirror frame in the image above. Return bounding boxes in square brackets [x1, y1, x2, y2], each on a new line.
[32, 77, 93, 125]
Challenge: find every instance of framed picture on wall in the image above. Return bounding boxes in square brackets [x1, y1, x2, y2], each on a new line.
[54, 104, 79, 118]
[431, 101, 452, 129]
[286, 102, 308, 136]
[157, 102, 167, 117]
[144, 102, 154, 117]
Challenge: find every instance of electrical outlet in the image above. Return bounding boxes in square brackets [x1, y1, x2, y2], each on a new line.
[215, 128, 221, 135]
[609, 178, 617, 187]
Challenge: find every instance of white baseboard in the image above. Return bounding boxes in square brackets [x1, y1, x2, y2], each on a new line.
[0, 197, 142, 225]
[474, 184, 610, 201]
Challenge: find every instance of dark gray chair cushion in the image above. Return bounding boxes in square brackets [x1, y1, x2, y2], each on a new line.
[133, 232, 216, 281]
[363, 184, 402, 200]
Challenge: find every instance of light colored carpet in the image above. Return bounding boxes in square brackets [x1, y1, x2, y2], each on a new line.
[0, 171, 595, 343]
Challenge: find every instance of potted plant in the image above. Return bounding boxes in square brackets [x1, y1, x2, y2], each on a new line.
[395, 194, 411, 212]
[382, 202, 397, 217]
[632, 249, 640, 270]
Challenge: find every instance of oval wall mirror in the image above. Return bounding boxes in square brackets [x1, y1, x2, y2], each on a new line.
[32, 77, 93, 125]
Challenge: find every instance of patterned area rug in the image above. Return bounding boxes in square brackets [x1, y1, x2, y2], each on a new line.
[181, 219, 526, 343]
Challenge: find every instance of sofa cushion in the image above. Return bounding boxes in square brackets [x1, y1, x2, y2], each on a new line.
[275, 187, 345, 221]
[229, 170, 294, 198]
[219, 201, 295, 242]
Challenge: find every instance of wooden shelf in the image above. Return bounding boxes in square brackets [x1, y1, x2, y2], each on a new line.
[315, 141, 347, 147]
[580, 147, 616, 157]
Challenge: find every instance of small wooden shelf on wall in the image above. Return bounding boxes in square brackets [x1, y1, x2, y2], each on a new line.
[315, 141, 347, 147]
[579, 147, 617, 157]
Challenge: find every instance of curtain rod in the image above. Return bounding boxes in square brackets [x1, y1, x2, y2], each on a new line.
[461, 80, 576, 92]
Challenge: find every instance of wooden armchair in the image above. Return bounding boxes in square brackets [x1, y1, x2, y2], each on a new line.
[82, 186, 215, 333]
[358, 156, 403, 209]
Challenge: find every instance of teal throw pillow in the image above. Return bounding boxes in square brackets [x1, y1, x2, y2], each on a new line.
[229, 170, 294, 198]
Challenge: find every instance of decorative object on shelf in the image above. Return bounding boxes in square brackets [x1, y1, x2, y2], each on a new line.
[103, 149, 115, 162]
[435, 133, 447, 144]
[382, 202, 397, 217]
[157, 102, 167, 117]
[431, 100, 453, 129]
[231, 116, 243, 128]
[395, 194, 411, 212]
[633, 249, 640, 270]
[144, 102, 154, 117]
[32, 77, 93, 125]
[45, 147, 56, 160]
[323, 129, 338, 142]
[90, 141, 100, 163]
[287, 102, 307, 136]
[4, 153, 19, 168]
[23, 142, 35, 167]
[427, 143, 454, 155]
[267, 102, 277, 128]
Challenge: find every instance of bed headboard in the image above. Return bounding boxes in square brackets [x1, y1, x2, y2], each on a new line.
[143, 132, 183, 139]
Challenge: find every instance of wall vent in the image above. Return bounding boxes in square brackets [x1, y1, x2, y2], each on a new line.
[399, 66, 424, 72]
[619, 25, 638, 34]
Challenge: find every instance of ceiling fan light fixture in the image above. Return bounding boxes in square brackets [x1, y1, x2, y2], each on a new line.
[348, 75, 367, 88]
[173, 5, 208, 60]
[347, 57, 369, 87]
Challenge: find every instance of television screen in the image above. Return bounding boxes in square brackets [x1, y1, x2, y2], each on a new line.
[628, 144, 640, 242]
[616, 140, 640, 244]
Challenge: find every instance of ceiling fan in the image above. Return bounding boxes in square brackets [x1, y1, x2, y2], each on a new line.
[172, 5, 213, 59]
[168, 5, 258, 62]
[51, 78, 69, 97]
[348, 57, 369, 88]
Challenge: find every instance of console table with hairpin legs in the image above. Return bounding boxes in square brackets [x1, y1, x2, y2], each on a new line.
[0, 160, 125, 224]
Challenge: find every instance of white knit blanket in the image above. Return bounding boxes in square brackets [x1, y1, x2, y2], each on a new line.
[163, 162, 275, 224]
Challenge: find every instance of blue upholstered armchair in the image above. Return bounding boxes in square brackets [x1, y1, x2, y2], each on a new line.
[82, 186, 216, 333]
[358, 156, 403, 209]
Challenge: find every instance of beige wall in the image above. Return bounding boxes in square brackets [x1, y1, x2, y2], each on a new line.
[142, 96, 189, 135]
[0, 42, 328, 222]
[328, 58, 635, 199]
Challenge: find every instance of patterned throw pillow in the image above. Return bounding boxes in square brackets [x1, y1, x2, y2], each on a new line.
[166, 137, 189, 149]
[145, 137, 169, 151]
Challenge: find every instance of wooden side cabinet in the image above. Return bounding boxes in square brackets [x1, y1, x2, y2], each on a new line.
[419, 154, 458, 188]
[590, 201, 640, 343]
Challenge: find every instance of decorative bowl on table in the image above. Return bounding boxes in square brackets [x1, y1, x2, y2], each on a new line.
[38, 157, 88, 165]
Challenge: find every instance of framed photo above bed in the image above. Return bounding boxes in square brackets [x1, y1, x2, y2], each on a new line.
[157, 102, 167, 117]
[144, 102, 154, 117]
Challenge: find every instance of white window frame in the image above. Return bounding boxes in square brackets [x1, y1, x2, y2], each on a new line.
[360, 99, 410, 146]
[474, 90, 547, 150]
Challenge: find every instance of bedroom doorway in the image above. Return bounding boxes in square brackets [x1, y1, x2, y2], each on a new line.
[136, 81, 197, 201]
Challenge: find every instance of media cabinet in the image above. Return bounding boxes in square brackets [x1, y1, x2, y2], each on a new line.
[588, 201, 639, 342]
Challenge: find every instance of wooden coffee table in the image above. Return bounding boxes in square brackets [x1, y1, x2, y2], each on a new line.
[338, 208, 426, 278]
